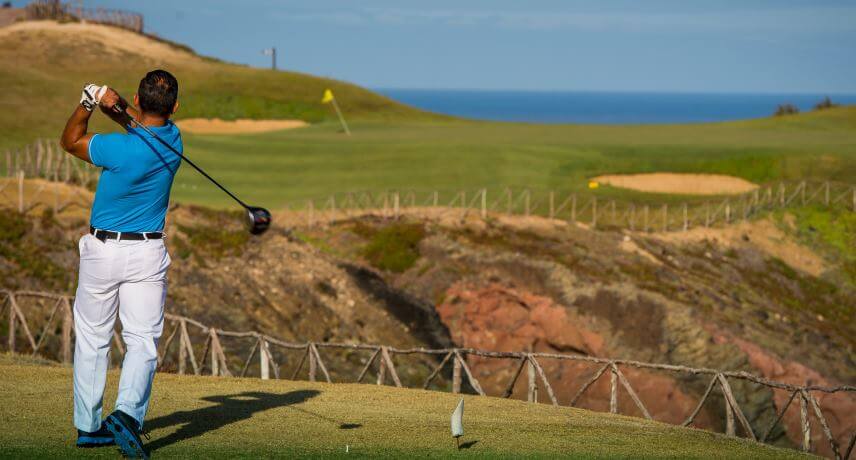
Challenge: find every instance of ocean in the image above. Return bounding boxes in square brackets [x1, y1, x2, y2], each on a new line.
[376, 89, 856, 124]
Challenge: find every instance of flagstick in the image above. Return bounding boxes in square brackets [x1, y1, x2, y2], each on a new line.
[330, 98, 351, 136]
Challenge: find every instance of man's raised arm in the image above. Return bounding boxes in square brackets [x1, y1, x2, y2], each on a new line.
[60, 84, 137, 162]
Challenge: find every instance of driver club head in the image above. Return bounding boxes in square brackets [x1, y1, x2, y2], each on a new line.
[246, 206, 272, 235]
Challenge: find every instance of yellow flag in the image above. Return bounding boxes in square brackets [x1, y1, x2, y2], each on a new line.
[321, 89, 334, 104]
[588, 181, 599, 189]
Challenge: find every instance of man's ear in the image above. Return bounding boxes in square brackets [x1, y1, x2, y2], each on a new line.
[133, 93, 140, 108]
[172, 100, 180, 115]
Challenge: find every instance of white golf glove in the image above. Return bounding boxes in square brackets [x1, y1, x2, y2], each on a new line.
[80, 84, 107, 112]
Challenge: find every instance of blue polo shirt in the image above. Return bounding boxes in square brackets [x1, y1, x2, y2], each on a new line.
[88, 121, 183, 232]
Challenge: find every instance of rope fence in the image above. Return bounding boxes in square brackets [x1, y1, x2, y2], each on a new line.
[25, 1, 143, 33]
[2, 290, 853, 458]
[3, 139, 854, 233]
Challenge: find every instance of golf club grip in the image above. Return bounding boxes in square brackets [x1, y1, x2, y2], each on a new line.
[120, 108, 250, 210]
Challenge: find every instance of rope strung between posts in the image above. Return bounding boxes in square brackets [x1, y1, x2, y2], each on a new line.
[2, 289, 854, 459]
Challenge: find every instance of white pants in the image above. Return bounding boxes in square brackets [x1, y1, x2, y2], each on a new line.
[73, 233, 170, 432]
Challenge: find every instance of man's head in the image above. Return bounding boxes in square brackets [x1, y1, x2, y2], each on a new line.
[134, 69, 179, 118]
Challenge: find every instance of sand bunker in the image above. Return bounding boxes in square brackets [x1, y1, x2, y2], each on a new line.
[177, 118, 308, 135]
[591, 173, 758, 195]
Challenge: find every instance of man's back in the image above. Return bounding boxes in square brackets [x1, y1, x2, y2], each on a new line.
[89, 121, 182, 233]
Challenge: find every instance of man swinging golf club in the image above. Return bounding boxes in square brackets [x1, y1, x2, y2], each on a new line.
[60, 69, 182, 458]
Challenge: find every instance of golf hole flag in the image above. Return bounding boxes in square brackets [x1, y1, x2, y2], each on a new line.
[321, 89, 334, 104]
[321, 89, 350, 135]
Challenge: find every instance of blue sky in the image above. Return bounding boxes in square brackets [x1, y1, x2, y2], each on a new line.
[21, 0, 856, 93]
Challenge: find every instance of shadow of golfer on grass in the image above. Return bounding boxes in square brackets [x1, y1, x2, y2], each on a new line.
[144, 390, 320, 452]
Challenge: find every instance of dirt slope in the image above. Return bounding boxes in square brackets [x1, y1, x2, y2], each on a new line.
[1, 180, 852, 456]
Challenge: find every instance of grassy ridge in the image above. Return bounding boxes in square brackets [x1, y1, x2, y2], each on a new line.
[3, 20, 854, 210]
[0, 21, 436, 150]
[169, 108, 856, 208]
[0, 357, 807, 458]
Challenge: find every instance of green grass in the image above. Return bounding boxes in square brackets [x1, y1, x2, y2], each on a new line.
[776, 206, 856, 285]
[353, 221, 426, 273]
[3, 20, 855, 211]
[0, 357, 808, 458]
[0, 21, 437, 150]
[166, 109, 856, 209]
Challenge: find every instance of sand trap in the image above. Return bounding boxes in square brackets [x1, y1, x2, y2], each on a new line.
[177, 118, 308, 135]
[591, 173, 758, 195]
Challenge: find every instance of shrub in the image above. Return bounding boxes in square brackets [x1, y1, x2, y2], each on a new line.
[813, 96, 838, 111]
[360, 222, 425, 273]
[773, 104, 800, 117]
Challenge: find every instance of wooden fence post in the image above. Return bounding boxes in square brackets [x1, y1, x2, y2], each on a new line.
[527, 358, 537, 403]
[209, 329, 220, 376]
[452, 354, 462, 394]
[393, 192, 400, 219]
[7, 294, 16, 353]
[800, 391, 811, 452]
[853, 186, 856, 212]
[629, 204, 635, 231]
[18, 170, 24, 213]
[260, 338, 270, 380]
[178, 324, 187, 375]
[549, 191, 555, 219]
[61, 297, 73, 363]
[682, 203, 688, 231]
[308, 342, 317, 382]
[725, 398, 736, 436]
[725, 201, 731, 224]
[643, 205, 649, 232]
[610, 364, 618, 414]
[480, 188, 487, 219]
[376, 350, 387, 385]
[591, 197, 597, 228]
[380, 346, 402, 388]
[705, 202, 710, 227]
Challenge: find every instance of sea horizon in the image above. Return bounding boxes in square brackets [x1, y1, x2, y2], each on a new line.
[375, 88, 856, 124]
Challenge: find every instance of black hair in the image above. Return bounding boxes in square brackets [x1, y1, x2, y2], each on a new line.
[137, 69, 178, 117]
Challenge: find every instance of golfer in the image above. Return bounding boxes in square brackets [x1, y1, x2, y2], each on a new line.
[60, 69, 182, 457]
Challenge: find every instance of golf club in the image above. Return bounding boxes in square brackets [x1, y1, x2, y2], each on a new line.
[111, 104, 271, 235]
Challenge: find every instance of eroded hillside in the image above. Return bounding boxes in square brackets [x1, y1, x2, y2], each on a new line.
[0, 181, 853, 455]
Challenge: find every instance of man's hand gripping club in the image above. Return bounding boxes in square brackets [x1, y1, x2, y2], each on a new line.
[61, 83, 135, 163]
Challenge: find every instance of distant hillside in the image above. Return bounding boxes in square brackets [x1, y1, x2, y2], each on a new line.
[0, 20, 439, 149]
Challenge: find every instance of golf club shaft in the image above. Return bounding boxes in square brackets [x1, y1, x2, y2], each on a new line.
[118, 108, 250, 210]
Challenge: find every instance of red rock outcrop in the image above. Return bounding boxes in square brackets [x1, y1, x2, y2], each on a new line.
[712, 331, 855, 457]
[437, 282, 714, 427]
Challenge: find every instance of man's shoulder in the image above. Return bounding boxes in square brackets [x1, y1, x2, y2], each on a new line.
[92, 131, 133, 147]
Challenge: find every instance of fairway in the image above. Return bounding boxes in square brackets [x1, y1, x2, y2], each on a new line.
[0, 357, 809, 459]
[171, 108, 856, 209]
